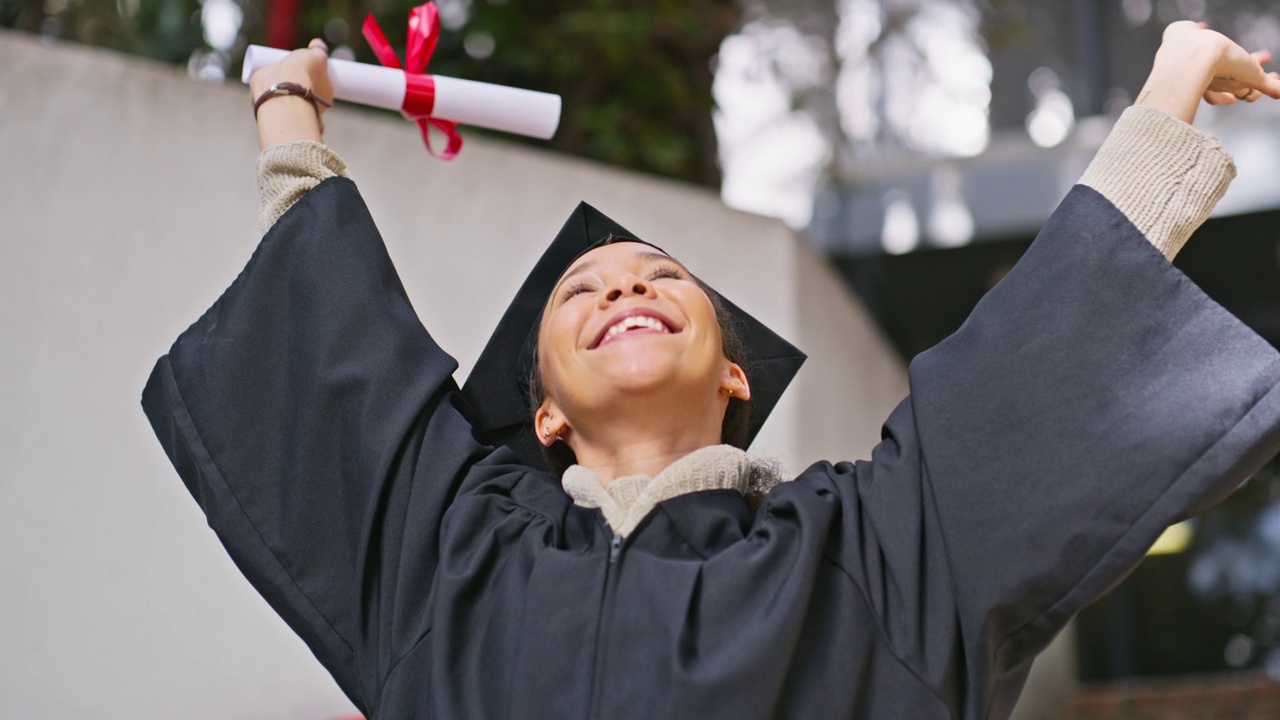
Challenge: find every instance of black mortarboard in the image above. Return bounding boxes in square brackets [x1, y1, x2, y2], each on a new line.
[460, 201, 806, 471]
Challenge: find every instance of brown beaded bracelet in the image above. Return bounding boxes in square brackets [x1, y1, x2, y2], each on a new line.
[252, 82, 333, 119]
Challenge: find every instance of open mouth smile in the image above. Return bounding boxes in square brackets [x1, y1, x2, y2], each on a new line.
[591, 310, 681, 349]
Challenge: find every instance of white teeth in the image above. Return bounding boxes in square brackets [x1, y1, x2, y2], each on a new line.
[602, 315, 670, 344]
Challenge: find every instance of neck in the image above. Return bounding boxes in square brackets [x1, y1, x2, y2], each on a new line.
[566, 394, 727, 485]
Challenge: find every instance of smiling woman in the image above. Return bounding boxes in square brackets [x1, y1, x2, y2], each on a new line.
[143, 22, 1280, 720]
[531, 240, 749, 483]
[522, 236, 763, 481]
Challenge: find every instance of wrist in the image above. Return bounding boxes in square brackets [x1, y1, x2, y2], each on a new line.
[1137, 43, 1220, 123]
[256, 96, 323, 150]
[253, 82, 331, 118]
[248, 65, 321, 102]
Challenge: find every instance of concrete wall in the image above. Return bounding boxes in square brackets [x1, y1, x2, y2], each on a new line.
[0, 31, 1064, 719]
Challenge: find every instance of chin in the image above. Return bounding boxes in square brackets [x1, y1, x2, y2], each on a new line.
[607, 367, 681, 394]
[600, 357, 703, 396]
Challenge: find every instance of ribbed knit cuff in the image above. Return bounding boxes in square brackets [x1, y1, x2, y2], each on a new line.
[256, 140, 349, 232]
[1079, 105, 1235, 260]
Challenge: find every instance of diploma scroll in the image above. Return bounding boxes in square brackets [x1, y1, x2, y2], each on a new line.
[241, 45, 562, 141]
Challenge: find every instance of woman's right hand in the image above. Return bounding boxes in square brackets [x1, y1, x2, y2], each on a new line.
[249, 39, 334, 150]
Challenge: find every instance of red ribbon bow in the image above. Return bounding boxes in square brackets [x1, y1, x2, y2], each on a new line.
[363, 2, 463, 160]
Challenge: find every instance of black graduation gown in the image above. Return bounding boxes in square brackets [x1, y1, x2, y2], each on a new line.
[142, 176, 1280, 719]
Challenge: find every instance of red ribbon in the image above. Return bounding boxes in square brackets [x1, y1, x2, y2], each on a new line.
[362, 2, 463, 160]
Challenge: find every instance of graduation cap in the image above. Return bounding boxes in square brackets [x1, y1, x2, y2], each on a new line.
[461, 201, 806, 471]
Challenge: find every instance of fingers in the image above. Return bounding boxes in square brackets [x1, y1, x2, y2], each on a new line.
[1248, 50, 1277, 98]
[1206, 43, 1280, 100]
[1208, 81, 1279, 103]
[301, 38, 329, 70]
[1257, 70, 1280, 99]
[302, 39, 334, 112]
[1230, 86, 1262, 102]
[1242, 70, 1280, 100]
[1204, 89, 1239, 106]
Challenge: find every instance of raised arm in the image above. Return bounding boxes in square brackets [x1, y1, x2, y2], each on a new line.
[142, 42, 497, 715]
[825, 24, 1280, 718]
[246, 39, 347, 231]
[1083, 21, 1280, 260]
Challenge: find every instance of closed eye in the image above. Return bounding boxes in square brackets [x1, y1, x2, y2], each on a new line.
[560, 280, 596, 303]
[648, 263, 686, 281]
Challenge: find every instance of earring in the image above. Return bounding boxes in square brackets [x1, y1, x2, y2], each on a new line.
[727, 388, 734, 397]
[542, 426, 550, 440]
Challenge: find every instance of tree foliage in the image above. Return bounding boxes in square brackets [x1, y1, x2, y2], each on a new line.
[426, 0, 740, 186]
[2, 0, 739, 187]
[2, 0, 203, 63]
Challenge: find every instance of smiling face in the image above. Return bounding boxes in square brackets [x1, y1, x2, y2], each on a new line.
[533, 240, 749, 452]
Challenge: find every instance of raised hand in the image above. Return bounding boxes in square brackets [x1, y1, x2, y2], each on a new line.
[1137, 21, 1280, 123]
[249, 39, 335, 150]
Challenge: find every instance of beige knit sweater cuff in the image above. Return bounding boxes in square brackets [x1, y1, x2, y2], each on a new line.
[1079, 105, 1235, 260]
[256, 140, 349, 232]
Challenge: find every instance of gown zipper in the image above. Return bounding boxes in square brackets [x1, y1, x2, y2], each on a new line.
[609, 533, 623, 563]
[587, 529, 625, 717]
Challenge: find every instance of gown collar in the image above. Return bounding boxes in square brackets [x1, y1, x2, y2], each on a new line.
[561, 445, 751, 538]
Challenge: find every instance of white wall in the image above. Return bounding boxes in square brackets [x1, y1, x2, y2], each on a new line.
[0, 31, 1065, 719]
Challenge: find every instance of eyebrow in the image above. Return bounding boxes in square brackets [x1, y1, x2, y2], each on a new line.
[557, 259, 597, 288]
[635, 250, 681, 266]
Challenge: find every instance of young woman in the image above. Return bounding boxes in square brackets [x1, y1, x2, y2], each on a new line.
[144, 22, 1280, 719]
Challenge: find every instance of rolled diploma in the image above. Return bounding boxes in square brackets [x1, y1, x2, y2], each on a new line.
[242, 44, 561, 140]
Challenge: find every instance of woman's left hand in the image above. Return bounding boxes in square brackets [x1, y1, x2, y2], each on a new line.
[1138, 21, 1280, 123]
[1177, 22, 1280, 105]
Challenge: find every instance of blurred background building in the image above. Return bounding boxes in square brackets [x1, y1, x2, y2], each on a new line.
[5, 0, 1280, 717]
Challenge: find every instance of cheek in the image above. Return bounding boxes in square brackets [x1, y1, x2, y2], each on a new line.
[537, 309, 581, 391]
[682, 292, 724, 355]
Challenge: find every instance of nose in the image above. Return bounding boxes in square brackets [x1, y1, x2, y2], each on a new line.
[603, 274, 653, 303]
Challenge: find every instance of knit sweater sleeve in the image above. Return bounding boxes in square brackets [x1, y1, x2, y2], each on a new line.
[256, 140, 349, 232]
[1079, 105, 1236, 260]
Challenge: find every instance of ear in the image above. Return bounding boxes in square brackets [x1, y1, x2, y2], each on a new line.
[534, 397, 566, 448]
[721, 362, 751, 401]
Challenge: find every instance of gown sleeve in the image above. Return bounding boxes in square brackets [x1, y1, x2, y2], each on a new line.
[140, 176, 493, 714]
[823, 113, 1280, 717]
